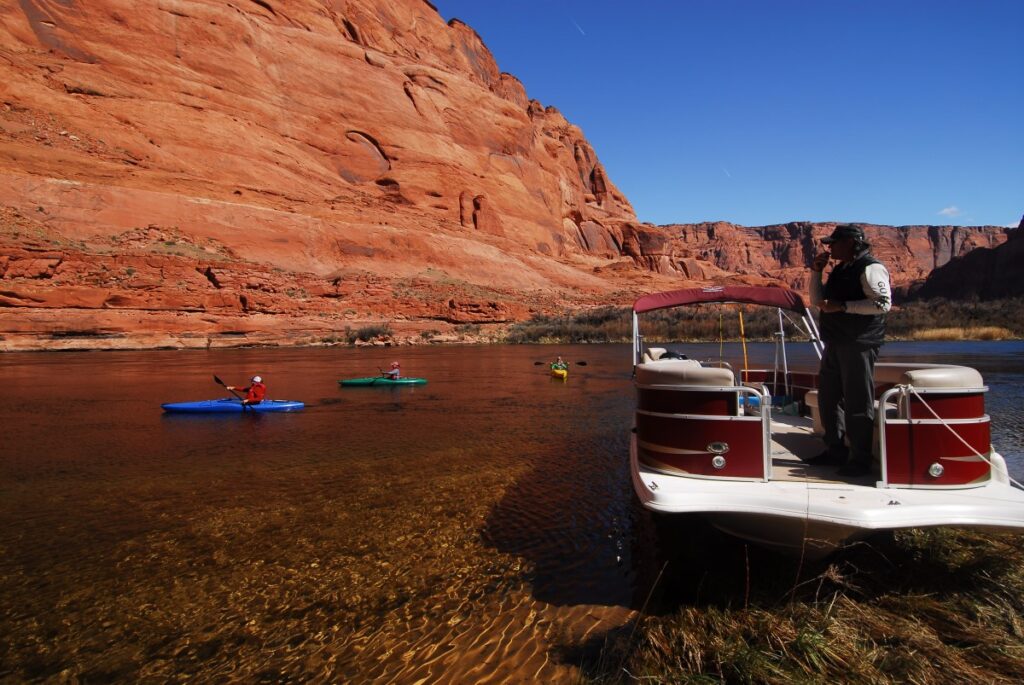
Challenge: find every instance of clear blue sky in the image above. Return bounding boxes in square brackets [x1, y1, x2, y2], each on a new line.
[433, 1, 1023, 228]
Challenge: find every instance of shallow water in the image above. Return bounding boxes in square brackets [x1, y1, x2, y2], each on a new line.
[1, 341, 1021, 681]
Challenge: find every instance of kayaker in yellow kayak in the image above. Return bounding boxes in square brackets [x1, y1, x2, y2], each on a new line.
[550, 356, 569, 379]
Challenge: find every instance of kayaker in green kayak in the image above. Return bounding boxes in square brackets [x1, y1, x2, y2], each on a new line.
[225, 375, 266, 406]
[382, 361, 401, 380]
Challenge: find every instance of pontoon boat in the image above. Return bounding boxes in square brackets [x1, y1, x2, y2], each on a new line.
[630, 285, 1024, 558]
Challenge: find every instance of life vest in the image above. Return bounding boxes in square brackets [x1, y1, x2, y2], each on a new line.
[246, 381, 266, 403]
[820, 251, 886, 346]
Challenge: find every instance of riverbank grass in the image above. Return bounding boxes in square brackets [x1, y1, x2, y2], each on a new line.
[585, 526, 1024, 683]
[910, 326, 1014, 341]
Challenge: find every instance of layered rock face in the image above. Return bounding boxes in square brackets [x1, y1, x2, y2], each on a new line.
[913, 221, 1024, 300]
[0, 0, 647, 350]
[0, 1, 1013, 350]
[630, 222, 1011, 297]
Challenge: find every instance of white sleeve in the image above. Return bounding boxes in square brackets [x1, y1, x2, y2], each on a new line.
[809, 271, 825, 307]
[847, 263, 892, 315]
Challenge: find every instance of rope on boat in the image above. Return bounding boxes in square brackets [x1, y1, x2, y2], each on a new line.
[905, 384, 1024, 491]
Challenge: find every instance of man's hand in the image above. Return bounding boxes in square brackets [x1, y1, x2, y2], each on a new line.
[811, 252, 830, 272]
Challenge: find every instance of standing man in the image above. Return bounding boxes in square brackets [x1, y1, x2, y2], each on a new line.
[808, 224, 891, 476]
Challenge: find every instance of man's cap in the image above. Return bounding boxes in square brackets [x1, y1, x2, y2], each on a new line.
[391, 361, 400, 367]
[822, 224, 867, 244]
[251, 375, 262, 383]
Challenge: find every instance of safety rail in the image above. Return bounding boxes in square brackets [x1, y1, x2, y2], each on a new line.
[878, 384, 993, 489]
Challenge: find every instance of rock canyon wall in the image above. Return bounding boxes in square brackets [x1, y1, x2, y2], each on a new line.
[0, 1, 1014, 350]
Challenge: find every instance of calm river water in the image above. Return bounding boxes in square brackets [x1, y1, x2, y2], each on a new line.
[2, 342, 1022, 682]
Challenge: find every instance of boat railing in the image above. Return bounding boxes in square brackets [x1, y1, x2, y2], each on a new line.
[878, 384, 992, 489]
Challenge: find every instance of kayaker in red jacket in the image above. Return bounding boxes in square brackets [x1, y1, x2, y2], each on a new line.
[226, 376, 266, 405]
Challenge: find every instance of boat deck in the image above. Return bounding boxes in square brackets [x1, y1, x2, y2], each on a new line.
[767, 413, 875, 484]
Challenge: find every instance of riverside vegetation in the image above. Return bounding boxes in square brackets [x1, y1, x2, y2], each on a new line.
[584, 523, 1024, 683]
[504, 298, 1024, 344]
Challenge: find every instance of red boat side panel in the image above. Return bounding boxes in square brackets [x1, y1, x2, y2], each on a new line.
[884, 420, 991, 487]
[637, 388, 737, 416]
[635, 413, 764, 479]
[906, 393, 985, 419]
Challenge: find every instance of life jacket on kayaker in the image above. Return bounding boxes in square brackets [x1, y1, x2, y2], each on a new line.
[383, 361, 401, 379]
[551, 356, 568, 371]
[228, 376, 266, 404]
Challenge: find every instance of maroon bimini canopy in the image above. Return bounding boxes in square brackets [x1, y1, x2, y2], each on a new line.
[632, 285, 808, 314]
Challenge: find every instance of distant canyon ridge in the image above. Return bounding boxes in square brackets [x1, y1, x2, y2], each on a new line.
[0, 0, 1018, 350]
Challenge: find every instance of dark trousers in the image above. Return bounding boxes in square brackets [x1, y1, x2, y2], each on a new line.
[818, 343, 879, 465]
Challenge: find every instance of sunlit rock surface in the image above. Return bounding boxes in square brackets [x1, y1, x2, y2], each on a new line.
[0, 1, 1010, 350]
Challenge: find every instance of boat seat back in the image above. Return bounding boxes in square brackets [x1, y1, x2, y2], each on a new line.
[873, 362, 983, 388]
[804, 362, 985, 436]
[643, 347, 668, 362]
[636, 361, 735, 387]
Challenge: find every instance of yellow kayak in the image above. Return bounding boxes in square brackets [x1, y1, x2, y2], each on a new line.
[550, 368, 568, 380]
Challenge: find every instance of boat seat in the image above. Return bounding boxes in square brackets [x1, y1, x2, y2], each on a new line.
[873, 362, 984, 388]
[644, 347, 668, 362]
[636, 361, 735, 387]
[804, 363, 984, 436]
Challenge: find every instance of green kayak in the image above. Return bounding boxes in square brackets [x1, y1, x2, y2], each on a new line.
[339, 376, 428, 387]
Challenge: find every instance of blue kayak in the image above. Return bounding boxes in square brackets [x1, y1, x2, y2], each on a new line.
[161, 397, 305, 413]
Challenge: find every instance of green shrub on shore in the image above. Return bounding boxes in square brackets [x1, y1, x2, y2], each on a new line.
[503, 297, 1024, 344]
[888, 298, 1024, 339]
[344, 323, 392, 344]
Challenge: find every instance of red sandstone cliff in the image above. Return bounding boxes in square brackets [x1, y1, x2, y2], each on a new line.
[0, 1, 1013, 351]
[912, 221, 1024, 300]
[630, 221, 1011, 296]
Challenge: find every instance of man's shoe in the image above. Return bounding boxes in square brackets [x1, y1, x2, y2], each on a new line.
[805, 449, 845, 466]
[837, 461, 872, 477]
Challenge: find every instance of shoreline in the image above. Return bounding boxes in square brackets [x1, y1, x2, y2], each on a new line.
[2, 335, 1022, 354]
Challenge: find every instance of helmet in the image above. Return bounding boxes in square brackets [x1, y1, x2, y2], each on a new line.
[251, 375, 263, 383]
[391, 361, 400, 368]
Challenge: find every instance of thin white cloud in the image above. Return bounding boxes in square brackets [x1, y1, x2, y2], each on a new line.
[721, 167, 732, 178]
[570, 18, 586, 36]
[937, 206, 962, 217]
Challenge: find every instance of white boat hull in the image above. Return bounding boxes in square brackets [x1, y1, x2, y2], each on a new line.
[631, 434, 1024, 558]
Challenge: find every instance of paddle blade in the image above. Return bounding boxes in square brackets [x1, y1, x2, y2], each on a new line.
[533, 361, 544, 365]
[213, 374, 227, 386]
[576, 361, 588, 366]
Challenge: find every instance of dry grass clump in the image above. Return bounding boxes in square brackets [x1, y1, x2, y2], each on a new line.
[910, 326, 1014, 341]
[583, 522, 1024, 684]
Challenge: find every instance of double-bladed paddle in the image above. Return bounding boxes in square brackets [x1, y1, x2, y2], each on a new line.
[533, 360, 587, 366]
[213, 374, 251, 411]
